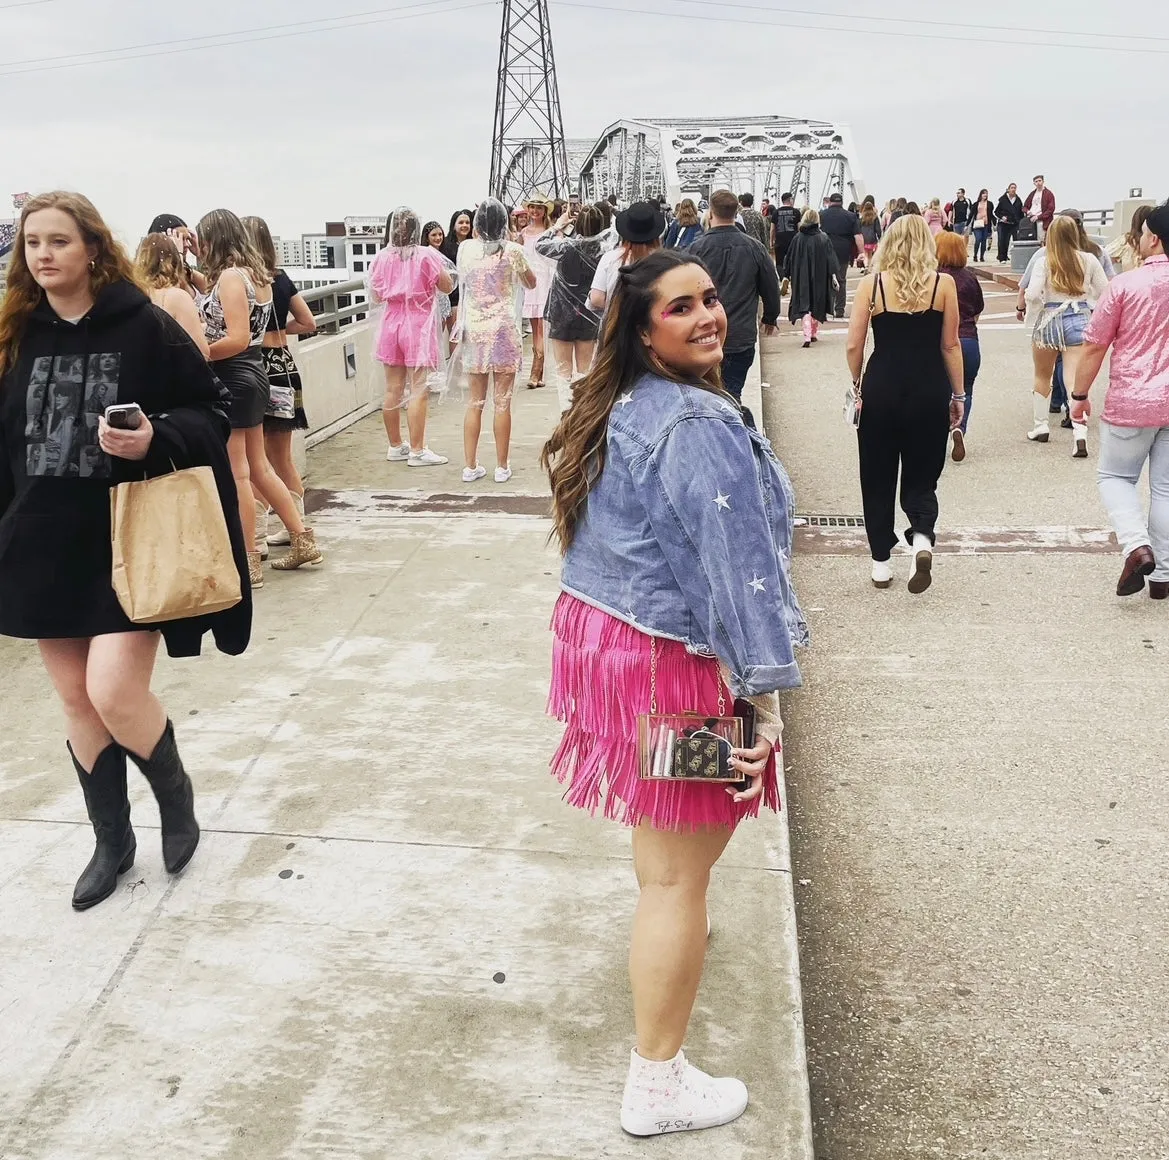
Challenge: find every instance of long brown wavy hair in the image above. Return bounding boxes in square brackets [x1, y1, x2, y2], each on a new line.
[195, 208, 271, 288]
[0, 191, 139, 379]
[541, 249, 728, 553]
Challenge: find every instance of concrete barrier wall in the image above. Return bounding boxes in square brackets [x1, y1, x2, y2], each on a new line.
[294, 320, 377, 441]
[288, 321, 378, 477]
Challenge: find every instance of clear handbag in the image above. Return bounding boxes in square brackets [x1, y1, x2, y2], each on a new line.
[637, 639, 744, 783]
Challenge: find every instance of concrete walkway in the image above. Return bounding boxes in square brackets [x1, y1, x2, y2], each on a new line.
[765, 271, 1169, 1159]
[0, 369, 811, 1157]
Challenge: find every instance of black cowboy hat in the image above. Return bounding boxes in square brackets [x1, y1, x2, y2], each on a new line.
[616, 200, 666, 244]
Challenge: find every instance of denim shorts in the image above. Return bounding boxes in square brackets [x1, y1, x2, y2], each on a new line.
[1034, 301, 1092, 350]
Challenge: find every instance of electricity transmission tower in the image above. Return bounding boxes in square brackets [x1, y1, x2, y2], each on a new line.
[489, 0, 570, 205]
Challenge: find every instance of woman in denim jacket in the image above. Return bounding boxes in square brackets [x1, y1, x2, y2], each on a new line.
[541, 249, 807, 1137]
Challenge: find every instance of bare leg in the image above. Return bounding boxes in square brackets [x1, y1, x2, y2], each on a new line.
[264, 429, 304, 498]
[227, 429, 256, 546]
[1060, 344, 1084, 394]
[493, 372, 516, 469]
[464, 373, 490, 468]
[404, 367, 430, 452]
[85, 632, 167, 758]
[1032, 346, 1059, 398]
[630, 823, 734, 1060]
[549, 338, 575, 383]
[382, 364, 406, 447]
[529, 317, 545, 385]
[573, 340, 596, 375]
[244, 425, 305, 534]
[38, 639, 110, 770]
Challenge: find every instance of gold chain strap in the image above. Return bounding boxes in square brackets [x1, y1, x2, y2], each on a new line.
[649, 636, 658, 715]
[650, 636, 728, 717]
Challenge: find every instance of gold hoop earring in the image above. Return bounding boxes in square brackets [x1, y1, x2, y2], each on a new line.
[89, 260, 96, 271]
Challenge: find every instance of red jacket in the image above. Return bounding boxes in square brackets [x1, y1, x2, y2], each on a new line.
[1023, 187, 1055, 226]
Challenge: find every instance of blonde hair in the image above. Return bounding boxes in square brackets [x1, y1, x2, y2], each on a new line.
[799, 208, 819, 228]
[135, 232, 189, 290]
[929, 198, 941, 211]
[873, 215, 938, 309]
[1044, 216, 1088, 297]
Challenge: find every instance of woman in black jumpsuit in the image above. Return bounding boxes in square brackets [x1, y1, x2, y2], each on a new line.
[845, 214, 965, 593]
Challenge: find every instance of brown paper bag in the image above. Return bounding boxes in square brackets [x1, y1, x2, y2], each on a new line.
[110, 466, 242, 624]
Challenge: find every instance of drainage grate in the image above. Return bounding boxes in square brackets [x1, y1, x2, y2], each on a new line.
[798, 514, 866, 528]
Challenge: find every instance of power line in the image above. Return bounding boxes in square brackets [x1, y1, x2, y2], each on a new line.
[0, 0, 496, 75]
[0, 0, 491, 70]
[660, 0, 1163, 46]
[556, 0, 1169, 55]
[0, 0, 59, 8]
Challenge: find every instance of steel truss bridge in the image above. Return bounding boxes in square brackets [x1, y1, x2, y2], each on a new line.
[562, 115, 864, 207]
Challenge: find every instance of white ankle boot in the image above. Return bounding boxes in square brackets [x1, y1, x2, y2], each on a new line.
[1071, 422, 1088, 458]
[267, 492, 305, 547]
[1027, 392, 1051, 442]
[908, 533, 933, 594]
[871, 559, 893, 589]
[620, 1048, 748, 1137]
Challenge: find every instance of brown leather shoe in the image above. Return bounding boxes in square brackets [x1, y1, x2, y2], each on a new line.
[1150, 581, 1168, 601]
[1116, 546, 1156, 596]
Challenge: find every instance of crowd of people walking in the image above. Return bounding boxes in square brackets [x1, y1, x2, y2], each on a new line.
[3, 174, 1168, 1145]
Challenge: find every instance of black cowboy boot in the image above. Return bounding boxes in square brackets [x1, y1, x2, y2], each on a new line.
[127, 721, 200, 874]
[71, 742, 136, 911]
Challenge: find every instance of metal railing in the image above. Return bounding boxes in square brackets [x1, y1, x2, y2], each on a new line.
[298, 277, 371, 337]
[1081, 207, 1113, 235]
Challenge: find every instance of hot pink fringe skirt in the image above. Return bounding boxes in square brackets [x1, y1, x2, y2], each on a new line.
[548, 593, 780, 832]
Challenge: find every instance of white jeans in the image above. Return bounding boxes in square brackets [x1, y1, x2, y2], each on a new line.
[1097, 421, 1169, 581]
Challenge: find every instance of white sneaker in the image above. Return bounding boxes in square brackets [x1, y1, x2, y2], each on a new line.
[462, 465, 487, 483]
[386, 444, 410, 462]
[407, 447, 449, 467]
[494, 466, 513, 484]
[1026, 421, 1050, 443]
[620, 1049, 748, 1137]
[871, 559, 893, 589]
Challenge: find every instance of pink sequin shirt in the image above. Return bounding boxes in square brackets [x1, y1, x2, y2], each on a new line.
[1083, 255, 1169, 428]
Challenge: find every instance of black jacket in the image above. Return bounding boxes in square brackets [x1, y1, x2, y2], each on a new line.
[784, 226, 839, 325]
[820, 205, 861, 267]
[0, 280, 251, 657]
[688, 226, 781, 353]
[995, 193, 1025, 227]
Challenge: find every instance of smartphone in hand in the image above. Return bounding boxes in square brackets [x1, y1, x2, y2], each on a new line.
[104, 403, 143, 430]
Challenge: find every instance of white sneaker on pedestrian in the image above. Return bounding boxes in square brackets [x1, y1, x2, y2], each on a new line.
[494, 465, 512, 484]
[386, 444, 410, 462]
[407, 447, 449, 467]
[871, 559, 893, 589]
[1071, 423, 1088, 459]
[462, 465, 487, 483]
[620, 1048, 748, 1137]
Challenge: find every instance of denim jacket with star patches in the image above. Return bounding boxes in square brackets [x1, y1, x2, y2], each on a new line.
[560, 373, 808, 697]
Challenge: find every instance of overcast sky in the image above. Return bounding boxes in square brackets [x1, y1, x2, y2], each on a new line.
[2, 0, 1164, 247]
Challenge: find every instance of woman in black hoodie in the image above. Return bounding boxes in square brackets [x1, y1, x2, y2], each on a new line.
[0, 191, 251, 910]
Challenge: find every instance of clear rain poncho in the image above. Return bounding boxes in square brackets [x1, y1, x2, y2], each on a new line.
[367, 206, 454, 404]
[447, 198, 533, 401]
